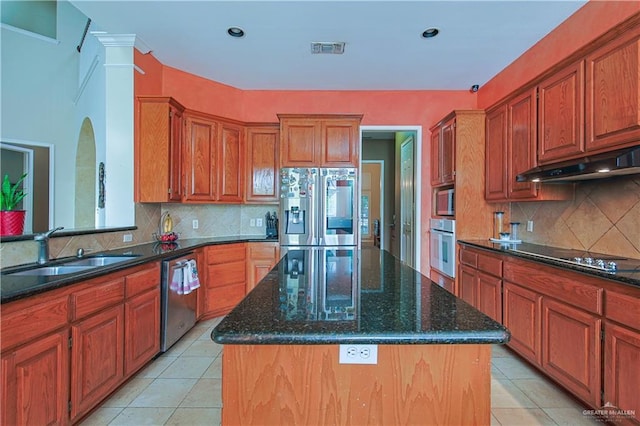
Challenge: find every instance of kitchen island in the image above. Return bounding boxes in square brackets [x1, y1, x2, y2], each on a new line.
[212, 247, 510, 425]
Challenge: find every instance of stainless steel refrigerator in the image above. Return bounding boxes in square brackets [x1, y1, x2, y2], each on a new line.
[279, 167, 359, 322]
[279, 167, 358, 248]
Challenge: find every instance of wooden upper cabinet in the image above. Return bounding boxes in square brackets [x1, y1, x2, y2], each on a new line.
[538, 60, 585, 163]
[320, 118, 360, 166]
[279, 114, 362, 167]
[485, 105, 508, 201]
[136, 97, 185, 203]
[586, 25, 640, 152]
[508, 88, 538, 200]
[430, 129, 441, 186]
[430, 117, 455, 187]
[184, 112, 218, 202]
[485, 90, 573, 202]
[441, 120, 455, 184]
[245, 125, 279, 203]
[218, 121, 244, 202]
[280, 118, 320, 166]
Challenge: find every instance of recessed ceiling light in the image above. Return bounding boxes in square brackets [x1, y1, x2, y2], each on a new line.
[227, 27, 245, 38]
[422, 28, 439, 38]
[597, 168, 611, 173]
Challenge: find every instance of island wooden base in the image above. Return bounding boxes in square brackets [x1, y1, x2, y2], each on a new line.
[221, 344, 491, 425]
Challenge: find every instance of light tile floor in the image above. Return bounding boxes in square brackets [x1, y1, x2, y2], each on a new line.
[80, 317, 600, 426]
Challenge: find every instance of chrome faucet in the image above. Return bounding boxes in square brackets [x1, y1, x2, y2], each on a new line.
[34, 227, 64, 264]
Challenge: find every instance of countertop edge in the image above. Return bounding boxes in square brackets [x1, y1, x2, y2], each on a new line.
[1, 236, 278, 304]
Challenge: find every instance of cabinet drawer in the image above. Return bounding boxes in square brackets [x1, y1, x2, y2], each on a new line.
[72, 278, 125, 321]
[606, 290, 640, 331]
[504, 259, 602, 314]
[206, 243, 246, 264]
[477, 252, 503, 277]
[208, 261, 246, 288]
[1, 295, 69, 351]
[460, 248, 478, 268]
[247, 243, 279, 260]
[208, 283, 246, 312]
[125, 264, 160, 298]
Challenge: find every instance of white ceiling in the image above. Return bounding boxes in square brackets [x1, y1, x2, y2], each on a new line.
[70, 0, 587, 91]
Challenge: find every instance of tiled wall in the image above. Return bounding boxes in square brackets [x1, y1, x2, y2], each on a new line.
[0, 203, 277, 268]
[510, 175, 640, 259]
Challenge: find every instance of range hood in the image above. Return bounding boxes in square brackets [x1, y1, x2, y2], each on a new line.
[517, 145, 640, 183]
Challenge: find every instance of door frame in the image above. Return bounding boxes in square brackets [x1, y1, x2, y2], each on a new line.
[359, 125, 422, 272]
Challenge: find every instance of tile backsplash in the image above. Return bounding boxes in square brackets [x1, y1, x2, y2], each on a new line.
[510, 175, 640, 259]
[0, 203, 277, 268]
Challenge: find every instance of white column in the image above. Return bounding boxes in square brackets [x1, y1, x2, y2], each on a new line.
[92, 33, 136, 228]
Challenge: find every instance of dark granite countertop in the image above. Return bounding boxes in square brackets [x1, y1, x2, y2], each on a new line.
[212, 247, 510, 345]
[458, 240, 640, 287]
[1, 235, 277, 303]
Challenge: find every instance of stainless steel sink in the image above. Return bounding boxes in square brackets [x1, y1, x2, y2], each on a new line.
[65, 255, 139, 267]
[9, 265, 99, 276]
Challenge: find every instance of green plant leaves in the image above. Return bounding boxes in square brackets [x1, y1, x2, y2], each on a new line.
[0, 173, 27, 211]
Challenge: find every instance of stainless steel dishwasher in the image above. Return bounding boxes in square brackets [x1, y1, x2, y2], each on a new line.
[160, 252, 198, 352]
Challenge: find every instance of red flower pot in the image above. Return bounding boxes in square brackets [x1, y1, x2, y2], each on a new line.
[0, 210, 26, 236]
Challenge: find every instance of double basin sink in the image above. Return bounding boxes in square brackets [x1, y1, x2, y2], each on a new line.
[7, 255, 139, 276]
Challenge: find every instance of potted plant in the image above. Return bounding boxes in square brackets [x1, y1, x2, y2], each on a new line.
[0, 173, 27, 236]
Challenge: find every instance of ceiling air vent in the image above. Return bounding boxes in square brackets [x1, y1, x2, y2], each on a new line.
[311, 42, 345, 54]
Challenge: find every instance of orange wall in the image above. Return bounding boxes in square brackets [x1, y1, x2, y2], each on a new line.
[135, 51, 477, 271]
[478, 1, 640, 109]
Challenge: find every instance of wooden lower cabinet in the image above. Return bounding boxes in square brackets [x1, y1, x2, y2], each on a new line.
[1, 329, 69, 426]
[246, 242, 280, 292]
[70, 305, 125, 421]
[503, 281, 542, 366]
[1, 263, 161, 425]
[125, 289, 161, 376]
[604, 321, 640, 422]
[541, 298, 601, 407]
[204, 243, 247, 317]
[477, 271, 502, 322]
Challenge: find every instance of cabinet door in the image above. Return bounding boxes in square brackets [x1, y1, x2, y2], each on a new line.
[430, 128, 442, 186]
[604, 321, 640, 423]
[321, 119, 360, 167]
[441, 118, 455, 184]
[137, 97, 184, 202]
[246, 243, 279, 292]
[538, 61, 585, 163]
[218, 121, 244, 202]
[485, 105, 508, 201]
[71, 306, 124, 421]
[541, 298, 601, 407]
[280, 118, 319, 167]
[586, 26, 640, 151]
[477, 271, 502, 322]
[2, 330, 69, 426]
[184, 114, 218, 202]
[507, 88, 538, 199]
[503, 282, 541, 366]
[125, 290, 160, 376]
[245, 126, 279, 203]
[458, 265, 477, 306]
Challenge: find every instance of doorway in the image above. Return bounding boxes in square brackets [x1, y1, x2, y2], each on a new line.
[360, 126, 422, 270]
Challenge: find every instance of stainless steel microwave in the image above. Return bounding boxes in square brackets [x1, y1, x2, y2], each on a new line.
[435, 188, 454, 216]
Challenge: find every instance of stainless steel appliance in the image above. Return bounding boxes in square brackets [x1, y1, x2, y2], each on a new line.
[160, 253, 198, 352]
[430, 218, 456, 279]
[435, 188, 455, 216]
[279, 167, 358, 247]
[279, 247, 358, 322]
